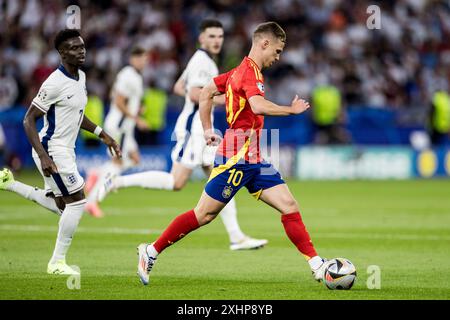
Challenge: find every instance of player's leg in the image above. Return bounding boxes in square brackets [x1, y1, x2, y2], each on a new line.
[112, 161, 188, 191]
[1, 168, 62, 215]
[258, 183, 327, 281]
[85, 131, 132, 217]
[150, 191, 226, 255]
[48, 189, 86, 275]
[137, 191, 226, 285]
[85, 157, 122, 217]
[201, 164, 267, 250]
[42, 153, 86, 275]
[112, 131, 197, 191]
[96, 148, 141, 202]
[136, 161, 248, 285]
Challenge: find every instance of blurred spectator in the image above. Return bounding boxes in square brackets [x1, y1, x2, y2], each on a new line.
[311, 84, 351, 144]
[427, 90, 450, 145]
[0, 65, 18, 110]
[137, 84, 168, 145]
[0, 0, 448, 133]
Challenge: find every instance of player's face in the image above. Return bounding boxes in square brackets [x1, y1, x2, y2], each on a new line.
[130, 53, 148, 72]
[262, 37, 285, 69]
[200, 27, 224, 55]
[60, 36, 86, 66]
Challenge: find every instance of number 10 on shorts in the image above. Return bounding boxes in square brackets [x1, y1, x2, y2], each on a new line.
[227, 169, 243, 186]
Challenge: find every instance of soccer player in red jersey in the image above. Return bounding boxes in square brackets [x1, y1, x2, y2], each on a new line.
[137, 22, 328, 285]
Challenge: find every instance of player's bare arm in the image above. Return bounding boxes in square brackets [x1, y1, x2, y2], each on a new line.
[249, 94, 310, 116]
[114, 93, 148, 130]
[212, 94, 225, 106]
[199, 80, 222, 146]
[189, 86, 225, 106]
[23, 105, 58, 176]
[80, 115, 122, 159]
[173, 75, 186, 97]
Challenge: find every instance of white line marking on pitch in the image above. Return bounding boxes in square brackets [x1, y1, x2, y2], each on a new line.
[0, 224, 449, 241]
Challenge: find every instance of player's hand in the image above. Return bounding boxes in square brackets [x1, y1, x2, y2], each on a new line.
[290, 95, 310, 114]
[39, 153, 58, 177]
[100, 133, 122, 159]
[136, 117, 150, 131]
[204, 129, 222, 146]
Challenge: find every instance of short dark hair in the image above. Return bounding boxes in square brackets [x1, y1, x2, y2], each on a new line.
[253, 22, 286, 43]
[54, 29, 81, 51]
[130, 45, 146, 56]
[199, 19, 223, 32]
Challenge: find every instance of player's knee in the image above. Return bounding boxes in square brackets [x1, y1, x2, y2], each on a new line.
[282, 197, 298, 213]
[198, 212, 218, 226]
[194, 205, 220, 226]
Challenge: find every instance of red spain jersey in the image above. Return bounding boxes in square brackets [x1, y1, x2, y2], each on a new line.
[213, 57, 265, 163]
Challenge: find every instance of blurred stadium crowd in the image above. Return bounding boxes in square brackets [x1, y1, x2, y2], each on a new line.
[1, 0, 449, 111]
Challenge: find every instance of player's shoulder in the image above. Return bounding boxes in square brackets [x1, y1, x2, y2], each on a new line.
[117, 65, 138, 76]
[117, 65, 141, 81]
[39, 68, 66, 91]
[189, 49, 215, 67]
[117, 65, 133, 76]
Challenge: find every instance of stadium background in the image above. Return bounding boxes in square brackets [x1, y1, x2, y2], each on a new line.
[0, 0, 449, 179]
[0, 0, 450, 301]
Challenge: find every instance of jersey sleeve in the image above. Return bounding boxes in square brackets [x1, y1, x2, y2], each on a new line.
[242, 68, 265, 99]
[213, 70, 233, 94]
[31, 77, 61, 113]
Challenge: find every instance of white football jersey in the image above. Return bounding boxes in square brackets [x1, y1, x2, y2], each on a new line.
[105, 66, 144, 133]
[31, 65, 88, 155]
[174, 49, 218, 136]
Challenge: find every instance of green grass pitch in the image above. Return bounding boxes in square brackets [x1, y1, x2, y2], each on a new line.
[1, 171, 449, 299]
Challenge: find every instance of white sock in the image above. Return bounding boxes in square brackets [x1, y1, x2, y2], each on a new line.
[308, 256, 324, 270]
[220, 198, 246, 243]
[50, 199, 86, 264]
[146, 244, 159, 259]
[115, 171, 174, 190]
[87, 162, 122, 203]
[6, 181, 61, 215]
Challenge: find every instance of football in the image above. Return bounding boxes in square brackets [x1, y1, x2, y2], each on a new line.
[323, 258, 357, 290]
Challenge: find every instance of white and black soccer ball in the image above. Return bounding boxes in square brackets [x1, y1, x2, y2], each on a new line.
[323, 258, 357, 290]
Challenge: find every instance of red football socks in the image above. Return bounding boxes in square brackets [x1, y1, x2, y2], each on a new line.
[153, 209, 200, 253]
[281, 212, 317, 259]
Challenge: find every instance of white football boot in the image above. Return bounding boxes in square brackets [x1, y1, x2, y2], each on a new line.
[312, 258, 329, 282]
[229, 236, 268, 251]
[137, 243, 156, 285]
[47, 260, 80, 275]
[96, 172, 117, 203]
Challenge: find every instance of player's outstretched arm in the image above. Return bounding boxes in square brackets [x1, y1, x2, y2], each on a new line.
[249, 94, 310, 116]
[80, 115, 122, 159]
[199, 80, 222, 146]
[23, 105, 58, 176]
